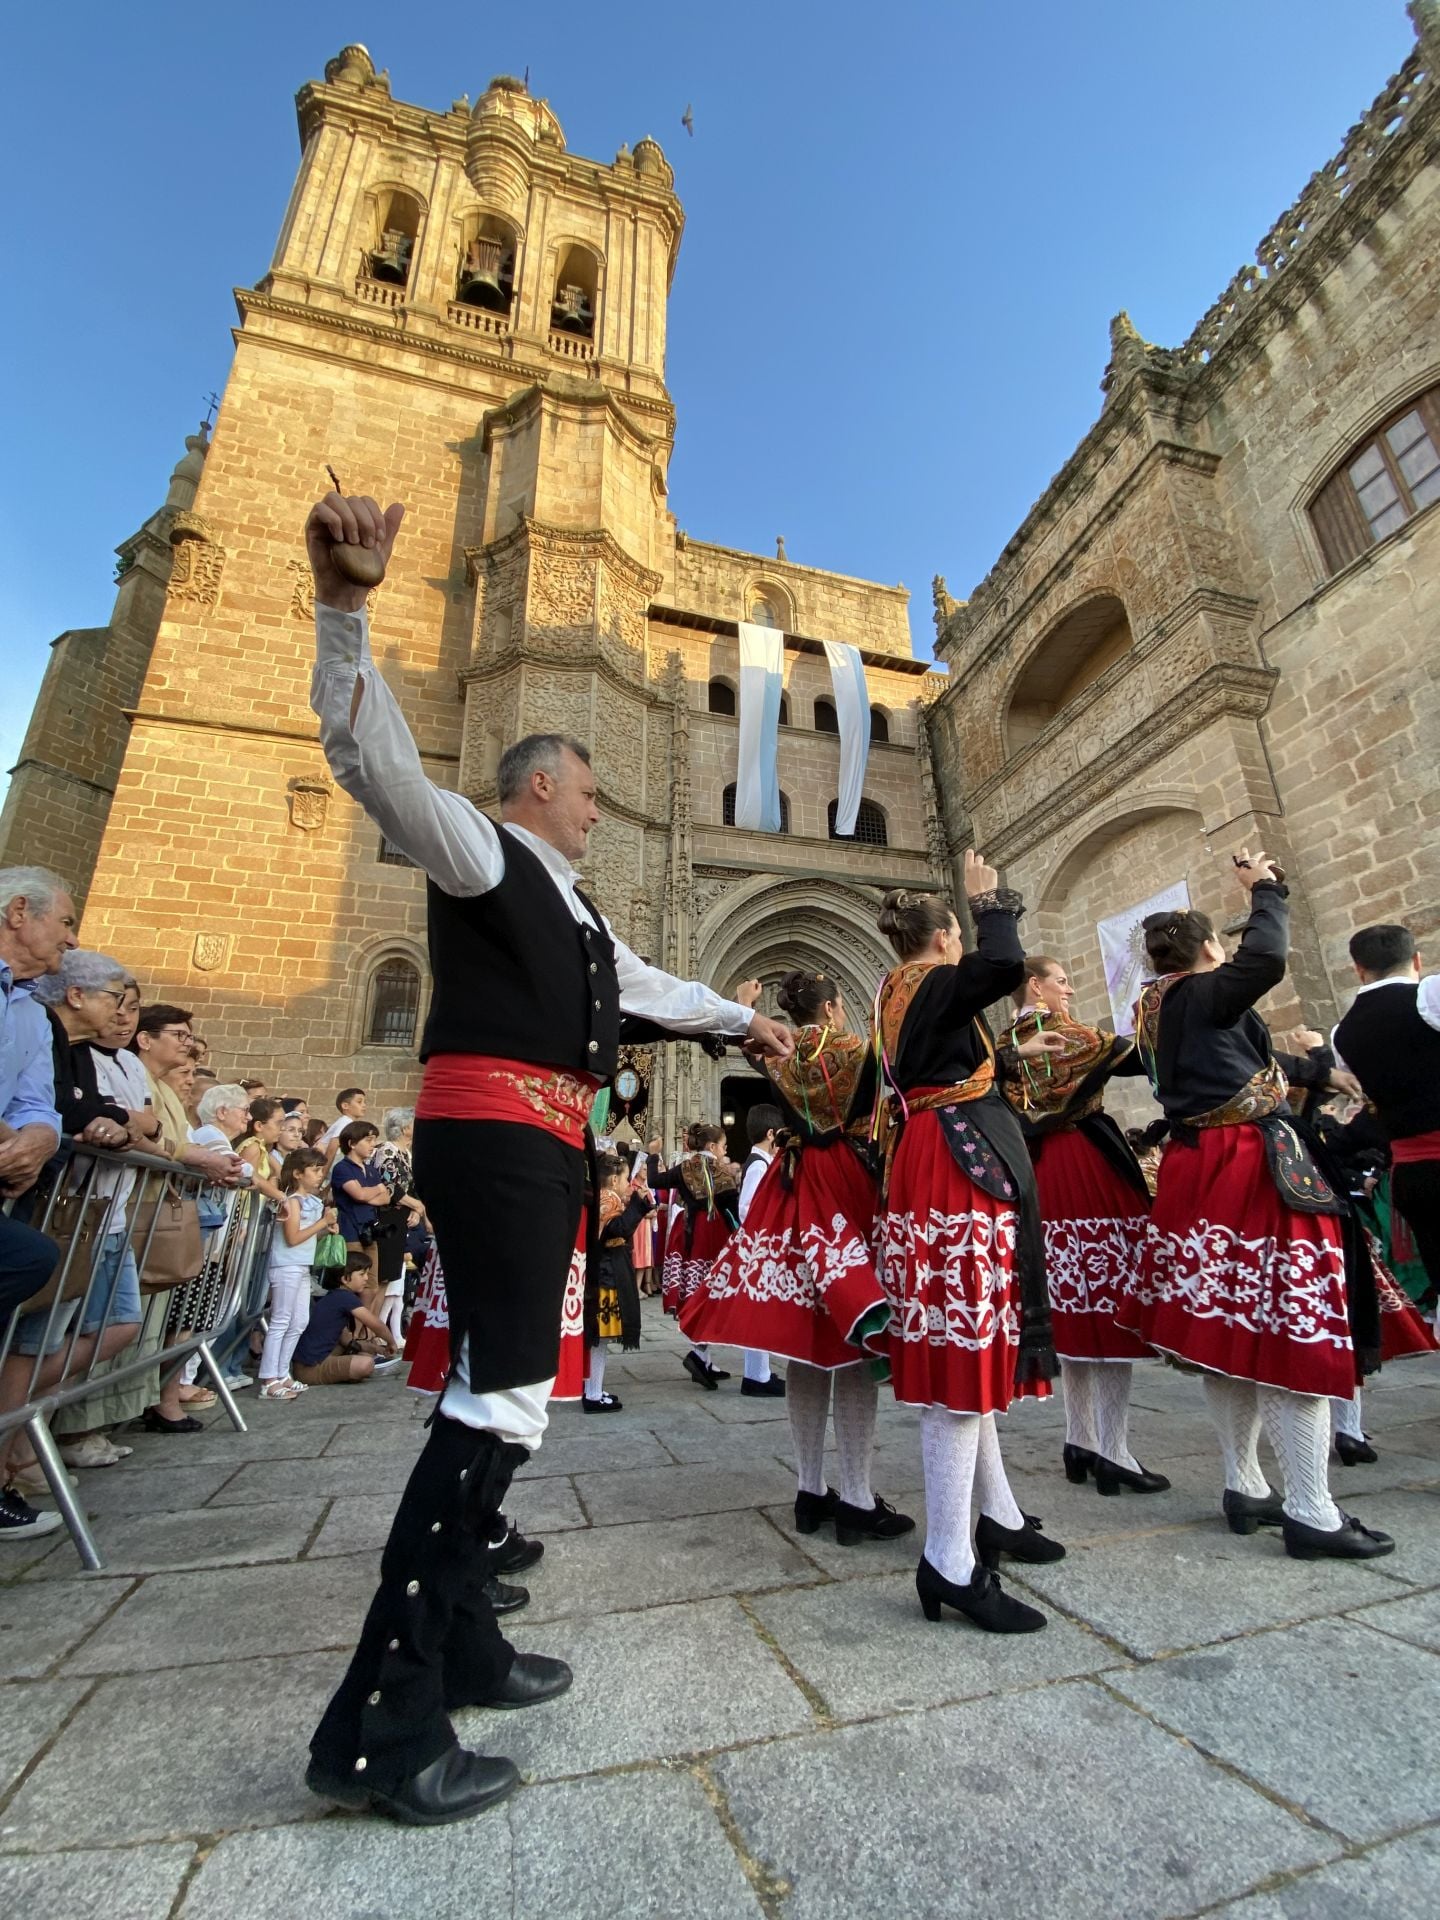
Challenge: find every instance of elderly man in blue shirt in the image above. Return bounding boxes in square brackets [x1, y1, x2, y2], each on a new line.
[0, 866, 78, 1541]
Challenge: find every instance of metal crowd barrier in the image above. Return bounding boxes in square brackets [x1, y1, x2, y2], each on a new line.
[1, 1143, 275, 1570]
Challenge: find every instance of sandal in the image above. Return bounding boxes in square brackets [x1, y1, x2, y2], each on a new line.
[284, 1378, 308, 1393]
[259, 1379, 299, 1401]
[178, 1387, 218, 1409]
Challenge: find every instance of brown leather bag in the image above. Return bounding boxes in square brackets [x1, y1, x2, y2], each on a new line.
[20, 1189, 114, 1313]
[130, 1177, 205, 1293]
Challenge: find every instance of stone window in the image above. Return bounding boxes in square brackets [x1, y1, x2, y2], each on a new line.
[827, 797, 888, 846]
[814, 697, 839, 734]
[456, 213, 519, 314]
[551, 243, 598, 340]
[1311, 390, 1440, 572]
[707, 678, 736, 716]
[748, 594, 785, 629]
[378, 835, 415, 867]
[363, 189, 423, 289]
[365, 959, 421, 1048]
[870, 706, 890, 744]
[722, 783, 790, 832]
[778, 692, 790, 726]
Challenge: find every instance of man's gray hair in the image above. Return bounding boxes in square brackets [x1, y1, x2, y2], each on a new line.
[198, 1083, 250, 1128]
[496, 733, 591, 805]
[382, 1105, 415, 1142]
[0, 865, 71, 918]
[32, 949, 134, 1005]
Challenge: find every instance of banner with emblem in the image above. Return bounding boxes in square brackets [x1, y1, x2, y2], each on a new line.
[1096, 880, 1191, 1035]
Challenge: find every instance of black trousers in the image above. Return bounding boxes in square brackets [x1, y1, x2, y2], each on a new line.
[310, 1414, 527, 1786]
[1393, 1160, 1440, 1291]
[0, 1212, 59, 1335]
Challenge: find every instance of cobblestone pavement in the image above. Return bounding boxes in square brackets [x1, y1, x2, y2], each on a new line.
[2, 1304, 1438, 1919]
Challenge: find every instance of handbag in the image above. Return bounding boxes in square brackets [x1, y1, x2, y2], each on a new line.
[197, 1186, 228, 1232]
[313, 1230, 348, 1270]
[130, 1177, 205, 1292]
[21, 1187, 114, 1313]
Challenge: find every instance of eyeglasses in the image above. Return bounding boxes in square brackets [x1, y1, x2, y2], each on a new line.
[87, 987, 130, 1006]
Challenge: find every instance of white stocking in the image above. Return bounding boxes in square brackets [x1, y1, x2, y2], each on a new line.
[1259, 1387, 1343, 1531]
[1092, 1362, 1139, 1471]
[587, 1345, 607, 1399]
[974, 1412, 1026, 1528]
[1202, 1374, 1271, 1498]
[831, 1364, 877, 1510]
[920, 1407, 980, 1585]
[742, 1349, 772, 1382]
[1060, 1359, 1100, 1453]
[786, 1361, 831, 1496]
[1332, 1390, 1365, 1440]
[688, 1344, 710, 1364]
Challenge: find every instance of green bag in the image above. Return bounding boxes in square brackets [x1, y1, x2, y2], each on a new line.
[313, 1231, 348, 1270]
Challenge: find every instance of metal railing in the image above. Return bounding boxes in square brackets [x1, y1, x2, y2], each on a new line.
[2, 1144, 275, 1570]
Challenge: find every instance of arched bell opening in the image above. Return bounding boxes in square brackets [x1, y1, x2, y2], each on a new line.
[365, 189, 423, 288]
[457, 211, 520, 313]
[552, 243, 599, 338]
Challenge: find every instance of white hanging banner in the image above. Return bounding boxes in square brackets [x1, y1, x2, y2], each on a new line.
[822, 640, 872, 837]
[1096, 879, 1191, 1035]
[734, 621, 784, 832]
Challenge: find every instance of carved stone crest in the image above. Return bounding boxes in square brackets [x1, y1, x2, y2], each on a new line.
[192, 932, 231, 973]
[287, 774, 333, 832]
[169, 511, 226, 609]
[289, 559, 375, 621]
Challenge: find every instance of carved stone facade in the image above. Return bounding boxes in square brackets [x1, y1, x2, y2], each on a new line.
[930, 10, 1440, 1123]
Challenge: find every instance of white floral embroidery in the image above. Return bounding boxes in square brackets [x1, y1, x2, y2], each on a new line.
[702, 1213, 875, 1312]
[878, 1206, 1019, 1354]
[1045, 1216, 1147, 1319]
[1134, 1220, 1349, 1348]
[561, 1244, 585, 1338]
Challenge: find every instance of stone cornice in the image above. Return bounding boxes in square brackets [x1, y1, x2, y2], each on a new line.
[463, 515, 664, 600]
[478, 382, 672, 468]
[972, 662, 1278, 864]
[457, 646, 671, 711]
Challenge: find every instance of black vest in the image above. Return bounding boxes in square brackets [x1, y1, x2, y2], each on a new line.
[420, 831, 620, 1077]
[1334, 982, 1440, 1141]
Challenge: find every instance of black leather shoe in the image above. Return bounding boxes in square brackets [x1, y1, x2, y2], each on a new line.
[975, 1511, 1066, 1569]
[493, 1525, 543, 1576]
[794, 1486, 838, 1535]
[1283, 1513, 1395, 1561]
[483, 1575, 530, 1615]
[834, 1496, 916, 1545]
[1094, 1456, 1170, 1497]
[1335, 1432, 1378, 1467]
[740, 1375, 786, 1398]
[483, 1651, 574, 1709]
[1062, 1443, 1097, 1484]
[1222, 1488, 1285, 1535]
[306, 1744, 520, 1826]
[683, 1352, 718, 1390]
[915, 1556, 1046, 1633]
[706, 1363, 731, 1382]
[582, 1392, 623, 1413]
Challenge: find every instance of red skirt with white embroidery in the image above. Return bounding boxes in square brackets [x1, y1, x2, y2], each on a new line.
[403, 1230, 588, 1401]
[663, 1209, 733, 1319]
[1373, 1236, 1440, 1362]
[876, 1109, 1023, 1416]
[1033, 1128, 1152, 1364]
[1119, 1123, 1354, 1397]
[679, 1140, 888, 1368]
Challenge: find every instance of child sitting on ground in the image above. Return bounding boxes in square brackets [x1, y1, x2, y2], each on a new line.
[289, 1252, 404, 1387]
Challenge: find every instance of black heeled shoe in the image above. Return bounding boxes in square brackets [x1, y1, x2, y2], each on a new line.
[582, 1391, 623, 1413]
[833, 1496, 916, 1546]
[975, 1512, 1066, 1569]
[1062, 1443, 1097, 1485]
[1335, 1432, 1378, 1467]
[683, 1352, 718, 1391]
[914, 1555, 1047, 1633]
[1282, 1513, 1395, 1561]
[1222, 1488, 1285, 1535]
[1094, 1457, 1170, 1497]
[794, 1486, 838, 1535]
[306, 1743, 520, 1825]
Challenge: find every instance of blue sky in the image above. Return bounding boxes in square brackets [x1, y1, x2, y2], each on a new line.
[0, 2, 1414, 802]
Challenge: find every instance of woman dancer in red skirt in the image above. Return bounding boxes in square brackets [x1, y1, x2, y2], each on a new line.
[681, 968, 914, 1545]
[1120, 849, 1393, 1561]
[650, 1124, 743, 1388]
[1003, 958, 1168, 1496]
[874, 854, 1069, 1632]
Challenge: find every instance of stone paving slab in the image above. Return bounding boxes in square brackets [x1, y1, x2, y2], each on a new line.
[711, 1680, 1339, 1920]
[511, 1428, 677, 1479]
[64, 1553, 380, 1675]
[516, 1511, 818, 1625]
[75, 1460, 246, 1517]
[1205, 1825, 1440, 1919]
[1346, 1585, 1440, 1653]
[0, 1651, 344, 1849]
[1108, 1616, 1440, 1844]
[1320, 1489, 1440, 1583]
[761, 1493, 929, 1579]
[0, 1577, 131, 1678]
[646, 1421, 796, 1467]
[573, 1461, 801, 1526]
[318, 1411, 431, 1457]
[0, 1678, 88, 1797]
[0, 1841, 196, 1920]
[208, 1451, 421, 1506]
[117, 1418, 340, 1465]
[22, 1498, 328, 1581]
[746, 1567, 1129, 1717]
[1014, 1522, 1413, 1659]
[309, 1478, 588, 1561]
[469, 1596, 813, 1776]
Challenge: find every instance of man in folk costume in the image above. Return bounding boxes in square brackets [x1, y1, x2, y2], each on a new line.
[1001, 957, 1169, 1498]
[302, 489, 793, 1826]
[1118, 851, 1393, 1562]
[872, 856, 1071, 1633]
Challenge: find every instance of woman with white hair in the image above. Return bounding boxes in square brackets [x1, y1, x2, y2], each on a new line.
[373, 1106, 424, 1344]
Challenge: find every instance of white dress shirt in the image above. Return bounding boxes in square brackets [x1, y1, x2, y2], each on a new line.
[738, 1143, 774, 1225]
[1330, 973, 1440, 1070]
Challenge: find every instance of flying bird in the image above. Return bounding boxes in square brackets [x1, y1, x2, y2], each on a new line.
[681, 103, 694, 137]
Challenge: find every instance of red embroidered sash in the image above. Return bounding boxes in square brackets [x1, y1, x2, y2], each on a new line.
[416, 1053, 600, 1146]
